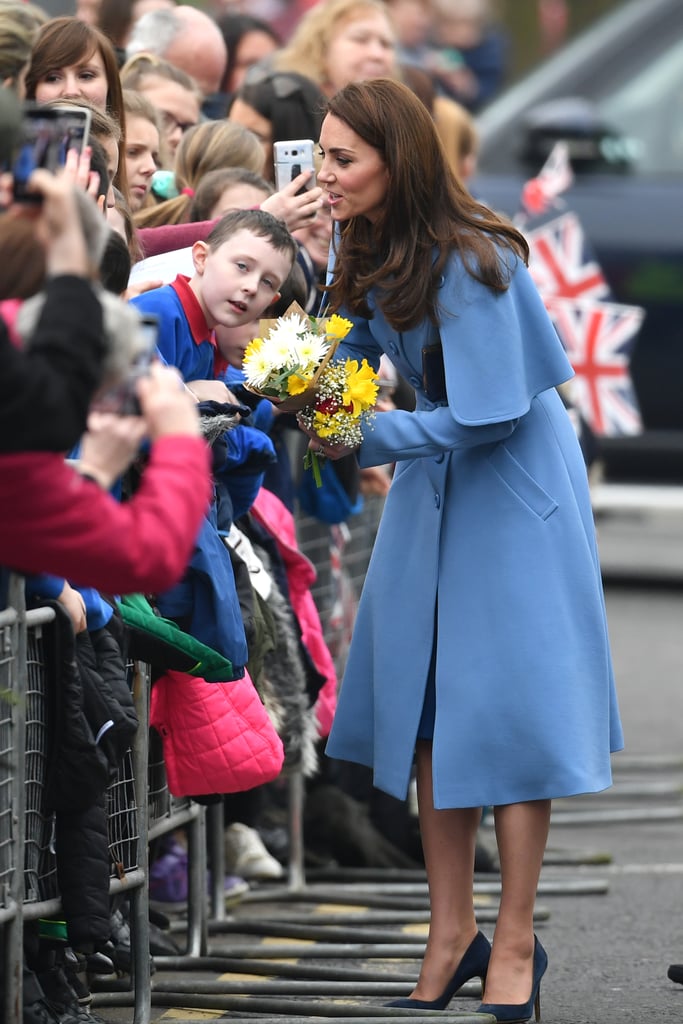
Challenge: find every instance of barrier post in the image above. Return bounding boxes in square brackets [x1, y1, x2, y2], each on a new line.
[1, 575, 25, 1022]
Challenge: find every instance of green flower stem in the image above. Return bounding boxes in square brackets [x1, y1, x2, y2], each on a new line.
[303, 449, 324, 488]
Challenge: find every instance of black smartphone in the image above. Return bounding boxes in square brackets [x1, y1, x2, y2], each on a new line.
[422, 342, 447, 402]
[91, 313, 159, 415]
[12, 103, 92, 203]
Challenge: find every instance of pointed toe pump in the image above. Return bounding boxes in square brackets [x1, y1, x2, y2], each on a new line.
[476, 935, 548, 1023]
[386, 929, 491, 1010]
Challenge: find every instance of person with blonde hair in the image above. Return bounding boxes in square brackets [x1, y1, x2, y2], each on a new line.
[273, 0, 398, 97]
[433, 94, 479, 184]
[133, 118, 266, 229]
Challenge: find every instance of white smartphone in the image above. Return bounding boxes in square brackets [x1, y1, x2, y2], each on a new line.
[273, 138, 316, 194]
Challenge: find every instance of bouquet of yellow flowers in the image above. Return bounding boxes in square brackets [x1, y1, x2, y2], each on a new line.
[242, 303, 379, 486]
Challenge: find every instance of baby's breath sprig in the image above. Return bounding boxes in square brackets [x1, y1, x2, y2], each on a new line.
[298, 357, 379, 486]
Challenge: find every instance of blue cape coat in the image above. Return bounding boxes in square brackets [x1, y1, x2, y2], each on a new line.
[325, 251, 624, 807]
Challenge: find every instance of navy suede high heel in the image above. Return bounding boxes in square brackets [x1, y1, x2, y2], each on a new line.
[476, 935, 548, 1023]
[385, 929, 491, 1010]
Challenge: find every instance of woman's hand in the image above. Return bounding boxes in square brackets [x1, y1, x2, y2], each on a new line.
[297, 415, 358, 461]
[261, 172, 323, 232]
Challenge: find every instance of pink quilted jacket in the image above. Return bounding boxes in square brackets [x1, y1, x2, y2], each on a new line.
[150, 668, 285, 797]
[251, 487, 338, 736]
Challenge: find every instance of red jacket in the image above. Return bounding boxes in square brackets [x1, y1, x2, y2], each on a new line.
[0, 436, 212, 595]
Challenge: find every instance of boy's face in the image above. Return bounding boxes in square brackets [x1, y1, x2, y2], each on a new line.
[215, 318, 260, 369]
[190, 228, 292, 329]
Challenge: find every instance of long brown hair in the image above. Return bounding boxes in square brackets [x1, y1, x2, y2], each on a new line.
[324, 78, 528, 331]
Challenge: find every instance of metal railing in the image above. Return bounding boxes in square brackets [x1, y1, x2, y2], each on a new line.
[0, 495, 384, 1023]
[0, 577, 210, 1024]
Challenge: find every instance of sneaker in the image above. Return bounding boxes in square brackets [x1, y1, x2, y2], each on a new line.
[149, 835, 250, 911]
[37, 966, 107, 1024]
[149, 836, 188, 906]
[223, 823, 284, 880]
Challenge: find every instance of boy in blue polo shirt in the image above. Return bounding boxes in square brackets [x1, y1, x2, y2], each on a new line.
[130, 209, 298, 385]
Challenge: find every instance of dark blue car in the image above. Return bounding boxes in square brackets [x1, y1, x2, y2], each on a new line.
[473, 0, 683, 482]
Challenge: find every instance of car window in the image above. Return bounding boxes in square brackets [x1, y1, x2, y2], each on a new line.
[598, 36, 683, 176]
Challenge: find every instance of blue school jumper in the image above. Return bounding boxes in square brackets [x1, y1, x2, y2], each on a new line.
[130, 274, 228, 381]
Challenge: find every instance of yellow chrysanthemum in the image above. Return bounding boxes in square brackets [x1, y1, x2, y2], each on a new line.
[287, 373, 311, 396]
[325, 314, 354, 341]
[342, 358, 379, 415]
[243, 337, 263, 360]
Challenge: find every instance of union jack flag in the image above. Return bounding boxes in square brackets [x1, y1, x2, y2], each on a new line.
[544, 296, 644, 437]
[520, 140, 574, 217]
[525, 211, 610, 301]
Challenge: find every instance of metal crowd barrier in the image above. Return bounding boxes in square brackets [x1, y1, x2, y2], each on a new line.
[0, 495, 384, 1023]
[0, 574, 212, 1024]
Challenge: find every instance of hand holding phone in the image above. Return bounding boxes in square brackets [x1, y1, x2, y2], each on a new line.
[274, 139, 316, 194]
[90, 314, 159, 416]
[12, 102, 91, 203]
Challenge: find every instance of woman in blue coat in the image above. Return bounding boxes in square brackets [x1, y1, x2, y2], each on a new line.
[308, 79, 623, 1022]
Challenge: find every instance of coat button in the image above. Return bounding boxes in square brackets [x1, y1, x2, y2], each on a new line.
[434, 453, 444, 464]
[434, 493, 441, 509]
[409, 375, 421, 388]
[437, 274, 445, 288]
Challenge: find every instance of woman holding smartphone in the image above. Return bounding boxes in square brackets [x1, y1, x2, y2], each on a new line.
[306, 78, 623, 1023]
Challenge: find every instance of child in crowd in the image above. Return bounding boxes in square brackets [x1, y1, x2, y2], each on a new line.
[122, 88, 163, 212]
[190, 166, 273, 223]
[130, 208, 297, 384]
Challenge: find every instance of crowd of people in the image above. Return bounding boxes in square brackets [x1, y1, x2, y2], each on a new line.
[0, 2, 622, 1023]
